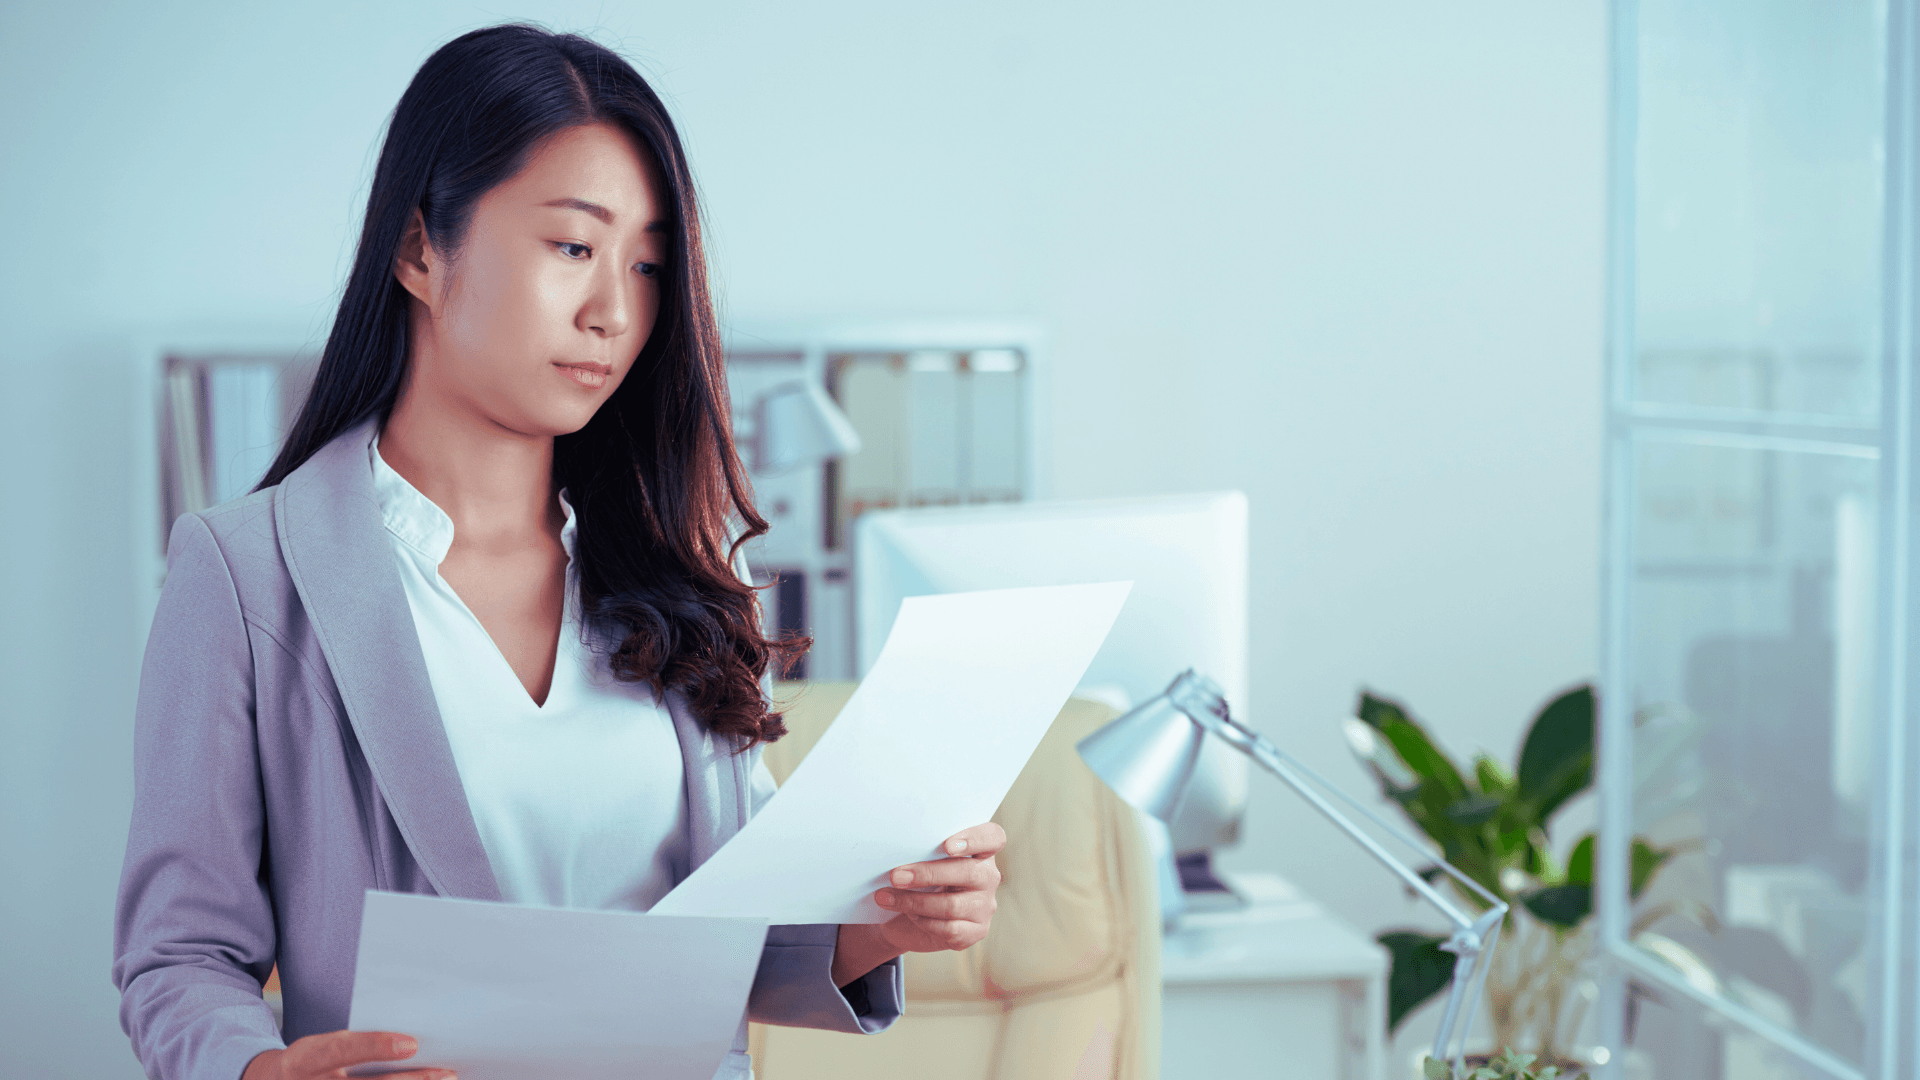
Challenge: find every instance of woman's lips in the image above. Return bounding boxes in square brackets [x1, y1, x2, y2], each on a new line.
[555, 361, 611, 390]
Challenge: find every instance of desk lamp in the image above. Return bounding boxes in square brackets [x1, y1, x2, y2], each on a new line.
[750, 379, 861, 474]
[1077, 670, 1508, 1072]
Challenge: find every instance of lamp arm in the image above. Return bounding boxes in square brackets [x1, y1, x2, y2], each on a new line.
[1446, 913, 1503, 1070]
[1234, 719, 1505, 911]
[1195, 715, 1511, 1067]
[1203, 717, 1497, 934]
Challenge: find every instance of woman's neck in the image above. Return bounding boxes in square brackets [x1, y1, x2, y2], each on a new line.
[376, 383, 562, 553]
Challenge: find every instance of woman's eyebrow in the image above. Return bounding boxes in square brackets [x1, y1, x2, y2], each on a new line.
[539, 197, 668, 231]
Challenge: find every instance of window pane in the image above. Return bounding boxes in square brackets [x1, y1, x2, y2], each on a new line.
[1634, 0, 1884, 420]
[1628, 440, 1880, 1076]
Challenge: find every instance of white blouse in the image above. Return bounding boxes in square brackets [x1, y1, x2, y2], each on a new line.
[368, 427, 691, 911]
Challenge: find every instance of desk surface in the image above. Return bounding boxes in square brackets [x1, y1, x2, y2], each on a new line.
[1161, 871, 1389, 986]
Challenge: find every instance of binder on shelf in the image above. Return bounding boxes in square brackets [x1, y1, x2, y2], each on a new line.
[157, 353, 314, 557]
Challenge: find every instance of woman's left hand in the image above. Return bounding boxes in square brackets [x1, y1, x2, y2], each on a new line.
[874, 821, 1006, 954]
[831, 822, 1006, 986]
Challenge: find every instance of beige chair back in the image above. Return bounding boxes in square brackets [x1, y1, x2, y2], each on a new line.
[748, 682, 1162, 1080]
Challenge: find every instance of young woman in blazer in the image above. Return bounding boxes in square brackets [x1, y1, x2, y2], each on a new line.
[113, 24, 1004, 1080]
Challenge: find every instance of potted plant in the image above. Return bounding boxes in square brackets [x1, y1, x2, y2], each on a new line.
[1421, 1047, 1587, 1079]
[1344, 684, 1672, 1074]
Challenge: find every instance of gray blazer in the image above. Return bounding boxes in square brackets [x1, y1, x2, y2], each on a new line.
[112, 417, 902, 1080]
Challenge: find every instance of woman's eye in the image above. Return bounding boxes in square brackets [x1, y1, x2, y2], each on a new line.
[556, 242, 592, 259]
[635, 262, 661, 278]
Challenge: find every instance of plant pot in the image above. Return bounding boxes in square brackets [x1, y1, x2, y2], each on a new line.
[1405, 1044, 1636, 1079]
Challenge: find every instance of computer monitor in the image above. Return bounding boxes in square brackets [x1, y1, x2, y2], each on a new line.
[854, 492, 1249, 856]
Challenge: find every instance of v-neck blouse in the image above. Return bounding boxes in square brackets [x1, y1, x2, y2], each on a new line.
[367, 427, 690, 911]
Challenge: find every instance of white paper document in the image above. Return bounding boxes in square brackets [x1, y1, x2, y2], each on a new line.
[346, 890, 767, 1080]
[652, 581, 1131, 925]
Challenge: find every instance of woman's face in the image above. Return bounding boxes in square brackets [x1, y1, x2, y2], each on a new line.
[394, 121, 669, 437]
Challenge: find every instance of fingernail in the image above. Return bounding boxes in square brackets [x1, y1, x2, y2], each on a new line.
[876, 891, 895, 908]
[393, 1037, 418, 1058]
[892, 869, 913, 886]
[950, 839, 968, 854]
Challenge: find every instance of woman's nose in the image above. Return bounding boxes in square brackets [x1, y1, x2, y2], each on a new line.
[582, 268, 633, 338]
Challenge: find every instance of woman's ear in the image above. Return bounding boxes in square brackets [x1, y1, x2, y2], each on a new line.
[393, 208, 438, 309]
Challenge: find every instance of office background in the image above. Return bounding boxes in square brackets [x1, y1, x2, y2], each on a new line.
[0, 2, 1605, 1075]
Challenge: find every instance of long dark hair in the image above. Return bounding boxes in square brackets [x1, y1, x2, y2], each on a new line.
[260, 23, 795, 747]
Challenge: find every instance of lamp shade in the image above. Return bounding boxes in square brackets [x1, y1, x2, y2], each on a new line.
[1076, 670, 1233, 822]
[756, 380, 861, 473]
[1075, 695, 1207, 823]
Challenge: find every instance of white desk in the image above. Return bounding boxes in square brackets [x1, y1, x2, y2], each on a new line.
[1161, 873, 1387, 1080]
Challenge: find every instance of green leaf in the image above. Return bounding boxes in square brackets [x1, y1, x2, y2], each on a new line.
[1547, 835, 1666, 900]
[1423, 1056, 1455, 1080]
[1356, 689, 1408, 730]
[1520, 883, 1593, 927]
[1358, 691, 1469, 797]
[1517, 827, 1553, 878]
[1565, 833, 1595, 885]
[1516, 685, 1595, 823]
[1445, 793, 1505, 827]
[1379, 931, 1457, 1032]
[1631, 838, 1672, 900]
[1474, 753, 1514, 794]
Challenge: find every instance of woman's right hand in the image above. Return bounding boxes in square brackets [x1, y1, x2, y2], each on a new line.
[241, 1031, 454, 1080]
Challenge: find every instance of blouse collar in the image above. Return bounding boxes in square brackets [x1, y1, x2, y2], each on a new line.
[367, 426, 577, 565]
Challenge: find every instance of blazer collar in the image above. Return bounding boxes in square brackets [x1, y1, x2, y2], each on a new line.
[273, 415, 503, 902]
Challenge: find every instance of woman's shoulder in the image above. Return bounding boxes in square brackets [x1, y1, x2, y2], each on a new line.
[188, 487, 283, 572]
[167, 485, 302, 627]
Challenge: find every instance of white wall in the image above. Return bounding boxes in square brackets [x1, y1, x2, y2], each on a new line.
[0, 2, 1605, 1074]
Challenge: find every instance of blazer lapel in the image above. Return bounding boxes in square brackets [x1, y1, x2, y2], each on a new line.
[666, 688, 748, 872]
[274, 416, 502, 902]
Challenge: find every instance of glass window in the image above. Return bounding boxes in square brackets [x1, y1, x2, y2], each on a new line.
[1604, 0, 1910, 1077]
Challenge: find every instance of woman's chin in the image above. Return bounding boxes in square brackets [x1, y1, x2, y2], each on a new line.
[488, 398, 605, 440]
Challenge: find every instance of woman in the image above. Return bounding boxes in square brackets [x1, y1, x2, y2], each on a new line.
[112, 24, 1003, 1080]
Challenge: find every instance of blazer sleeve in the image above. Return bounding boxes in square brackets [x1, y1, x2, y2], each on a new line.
[113, 513, 284, 1080]
[743, 756, 905, 1034]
